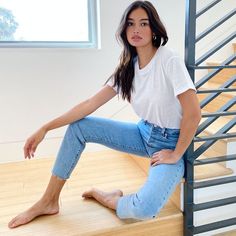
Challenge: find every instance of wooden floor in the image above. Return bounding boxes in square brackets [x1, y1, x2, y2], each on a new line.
[0, 150, 183, 236]
[216, 230, 236, 236]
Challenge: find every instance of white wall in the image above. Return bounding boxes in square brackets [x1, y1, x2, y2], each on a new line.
[0, 0, 235, 163]
[196, 0, 236, 60]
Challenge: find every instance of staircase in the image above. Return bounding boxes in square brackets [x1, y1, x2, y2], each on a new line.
[0, 150, 183, 236]
[184, 0, 236, 235]
[196, 43, 236, 170]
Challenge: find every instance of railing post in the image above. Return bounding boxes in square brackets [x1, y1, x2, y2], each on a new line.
[185, 0, 196, 80]
[184, 145, 195, 236]
[184, 0, 197, 235]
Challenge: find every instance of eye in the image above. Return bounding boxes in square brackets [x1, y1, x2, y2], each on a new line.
[127, 22, 133, 26]
[141, 22, 149, 27]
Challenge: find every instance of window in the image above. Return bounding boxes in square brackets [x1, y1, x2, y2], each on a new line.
[0, 0, 99, 48]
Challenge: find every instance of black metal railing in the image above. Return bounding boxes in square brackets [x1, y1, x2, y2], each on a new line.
[184, 0, 236, 235]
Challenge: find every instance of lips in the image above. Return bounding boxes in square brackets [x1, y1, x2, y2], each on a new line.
[131, 35, 142, 40]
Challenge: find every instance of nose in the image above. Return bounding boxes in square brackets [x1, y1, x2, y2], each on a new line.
[133, 26, 140, 34]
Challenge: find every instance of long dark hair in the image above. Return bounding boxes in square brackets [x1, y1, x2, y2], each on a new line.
[105, 1, 168, 102]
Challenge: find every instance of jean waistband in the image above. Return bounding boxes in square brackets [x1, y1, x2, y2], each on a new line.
[143, 120, 180, 135]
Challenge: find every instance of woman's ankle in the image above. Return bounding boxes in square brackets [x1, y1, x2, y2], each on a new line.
[38, 195, 59, 208]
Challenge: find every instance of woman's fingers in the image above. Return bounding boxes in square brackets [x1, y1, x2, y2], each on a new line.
[24, 139, 36, 159]
[151, 160, 161, 166]
[23, 128, 46, 160]
[151, 151, 159, 163]
[30, 144, 38, 158]
[150, 155, 161, 166]
[24, 142, 30, 159]
[24, 146, 32, 159]
[150, 149, 176, 165]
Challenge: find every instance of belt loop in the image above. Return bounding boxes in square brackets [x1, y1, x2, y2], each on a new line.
[161, 127, 165, 135]
[162, 128, 168, 138]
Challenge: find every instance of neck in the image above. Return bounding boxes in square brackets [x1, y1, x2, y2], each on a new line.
[136, 45, 158, 69]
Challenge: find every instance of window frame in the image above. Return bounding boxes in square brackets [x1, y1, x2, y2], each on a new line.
[0, 0, 99, 48]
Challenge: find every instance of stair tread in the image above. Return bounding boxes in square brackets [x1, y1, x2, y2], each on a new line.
[203, 61, 236, 86]
[0, 150, 183, 236]
[194, 161, 233, 180]
[201, 81, 236, 89]
[129, 154, 234, 182]
[215, 229, 236, 236]
[199, 112, 236, 135]
[197, 93, 236, 113]
[207, 61, 236, 66]
[194, 154, 236, 165]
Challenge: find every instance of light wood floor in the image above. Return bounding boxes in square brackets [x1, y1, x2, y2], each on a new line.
[216, 230, 236, 236]
[0, 150, 183, 236]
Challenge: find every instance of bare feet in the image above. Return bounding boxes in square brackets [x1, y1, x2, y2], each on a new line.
[82, 188, 123, 210]
[8, 200, 59, 229]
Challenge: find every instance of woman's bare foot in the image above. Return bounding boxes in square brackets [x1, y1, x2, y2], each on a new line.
[82, 188, 123, 210]
[8, 199, 59, 229]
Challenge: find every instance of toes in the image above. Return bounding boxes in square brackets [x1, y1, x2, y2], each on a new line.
[8, 219, 16, 228]
[8, 217, 20, 228]
[82, 190, 93, 198]
[8, 214, 31, 228]
[111, 190, 123, 197]
[8, 215, 21, 228]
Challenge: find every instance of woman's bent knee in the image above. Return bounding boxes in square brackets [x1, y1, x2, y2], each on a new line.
[67, 120, 86, 144]
[116, 195, 160, 220]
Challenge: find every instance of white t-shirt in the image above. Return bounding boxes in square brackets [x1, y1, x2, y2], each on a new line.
[107, 46, 196, 129]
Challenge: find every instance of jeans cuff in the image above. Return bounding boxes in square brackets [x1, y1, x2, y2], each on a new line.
[116, 195, 131, 219]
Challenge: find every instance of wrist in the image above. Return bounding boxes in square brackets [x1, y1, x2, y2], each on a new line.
[41, 125, 49, 133]
[172, 151, 182, 162]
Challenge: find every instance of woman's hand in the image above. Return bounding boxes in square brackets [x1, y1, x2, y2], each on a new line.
[150, 149, 180, 166]
[24, 127, 47, 159]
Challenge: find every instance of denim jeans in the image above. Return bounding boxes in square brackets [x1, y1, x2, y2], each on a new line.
[52, 116, 185, 220]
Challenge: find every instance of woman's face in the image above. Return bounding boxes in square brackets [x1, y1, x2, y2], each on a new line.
[126, 8, 153, 49]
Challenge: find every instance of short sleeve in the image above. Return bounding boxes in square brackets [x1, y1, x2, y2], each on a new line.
[166, 56, 196, 97]
[106, 76, 119, 93]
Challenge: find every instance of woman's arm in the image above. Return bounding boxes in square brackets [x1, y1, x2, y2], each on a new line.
[24, 85, 117, 159]
[172, 89, 201, 160]
[42, 85, 117, 132]
[151, 89, 201, 165]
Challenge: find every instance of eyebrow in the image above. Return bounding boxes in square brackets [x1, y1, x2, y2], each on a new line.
[127, 18, 149, 21]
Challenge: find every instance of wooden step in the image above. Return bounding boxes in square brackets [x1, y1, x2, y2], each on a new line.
[201, 81, 236, 92]
[194, 161, 233, 180]
[233, 43, 236, 54]
[197, 110, 235, 165]
[130, 154, 233, 182]
[198, 114, 236, 161]
[206, 61, 236, 85]
[199, 112, 236, 135]
[0, 150, 183, 236]
[215, 229, 236, 236]
[197, 92, 236, 113]
[130, 154, 234, 211]
[86, 214, 183, 236]
[194, 141, 229, 168]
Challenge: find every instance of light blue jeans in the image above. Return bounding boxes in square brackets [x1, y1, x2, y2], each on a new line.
[52, 116, 184, 220]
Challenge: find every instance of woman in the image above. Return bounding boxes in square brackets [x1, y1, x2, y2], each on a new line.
[8, 0, 201, 228]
